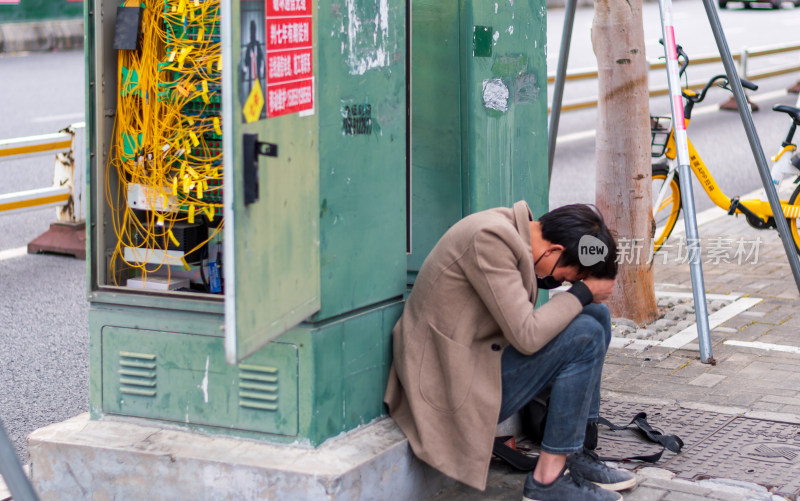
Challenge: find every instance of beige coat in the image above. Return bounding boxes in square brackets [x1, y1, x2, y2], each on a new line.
[384, 201, 584, 490]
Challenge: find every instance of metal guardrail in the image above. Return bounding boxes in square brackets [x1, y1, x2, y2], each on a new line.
[0, 123, 85, 220]
[547, 42, 800, 113]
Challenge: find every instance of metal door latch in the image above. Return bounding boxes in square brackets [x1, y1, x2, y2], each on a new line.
[243, 133, 278, 205]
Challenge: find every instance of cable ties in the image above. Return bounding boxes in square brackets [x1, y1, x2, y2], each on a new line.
[177, 47, 192, 68]
[168, 229, 181, 248]
[201, 80, 210, 104]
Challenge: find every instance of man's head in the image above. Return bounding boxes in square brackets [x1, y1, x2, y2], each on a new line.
[537, 204, 618, 280]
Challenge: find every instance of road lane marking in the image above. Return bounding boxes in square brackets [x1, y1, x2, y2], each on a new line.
[0, 246, 27, 261]
[31, 112, 84, 124]
[555, 89, 789, 145]
[724, 340, 800, 354]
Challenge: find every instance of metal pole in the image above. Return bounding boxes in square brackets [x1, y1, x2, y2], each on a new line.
[547, 0, 578, 182]
[700, 0, 800, 293]
[0, 418, 38, 501]
[657, 0, 714, 363]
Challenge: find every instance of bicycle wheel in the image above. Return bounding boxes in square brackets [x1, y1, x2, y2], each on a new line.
[652, 165, 681, 253]
[785, 183, 800, 253]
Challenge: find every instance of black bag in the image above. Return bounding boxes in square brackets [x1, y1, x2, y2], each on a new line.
[492, 394, 684, 471]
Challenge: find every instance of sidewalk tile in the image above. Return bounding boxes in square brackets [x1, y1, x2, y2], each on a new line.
[688, 374, 726, 387]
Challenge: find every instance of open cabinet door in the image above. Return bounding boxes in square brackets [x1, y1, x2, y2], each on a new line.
[223, 0, 320, 364]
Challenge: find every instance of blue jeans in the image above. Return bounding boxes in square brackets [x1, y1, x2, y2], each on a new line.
[497, 303, 612, 455]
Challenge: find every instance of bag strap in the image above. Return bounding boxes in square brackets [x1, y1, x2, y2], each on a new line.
[595, 412, 684, 463]
[492, 436, 538, 471]
[492, 412, 684, 471]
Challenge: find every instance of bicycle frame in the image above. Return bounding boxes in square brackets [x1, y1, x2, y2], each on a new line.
[659, 126, 800, 224]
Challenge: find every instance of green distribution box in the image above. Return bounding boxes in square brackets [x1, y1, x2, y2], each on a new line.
[86, 0, 547, 446]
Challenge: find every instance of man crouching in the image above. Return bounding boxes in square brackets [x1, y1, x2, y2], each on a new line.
[384, 201, 635, 501]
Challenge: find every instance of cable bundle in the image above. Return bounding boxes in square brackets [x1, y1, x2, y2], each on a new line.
[106, 0, 223, 291]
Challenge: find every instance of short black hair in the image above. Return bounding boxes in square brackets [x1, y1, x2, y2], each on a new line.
[538, 204, 618, 279]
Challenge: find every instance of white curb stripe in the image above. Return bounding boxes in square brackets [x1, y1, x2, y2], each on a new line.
[655, 291, 742, 301]
[0, 246, 27, 262]
[660, 297, 764, 348]
[723, 340, 800, 354]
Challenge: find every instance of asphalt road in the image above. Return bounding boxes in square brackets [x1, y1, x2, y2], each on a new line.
[1, 0, 799, 467]
[548, 1, 800, 210]
[0, 49, 87, 463]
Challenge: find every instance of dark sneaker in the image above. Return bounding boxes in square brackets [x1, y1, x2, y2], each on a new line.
[522, 467, 622, 501]
[566, 448, 637, 492]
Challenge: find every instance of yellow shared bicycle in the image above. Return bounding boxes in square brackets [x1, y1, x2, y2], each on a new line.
[651, 46, 800, 253]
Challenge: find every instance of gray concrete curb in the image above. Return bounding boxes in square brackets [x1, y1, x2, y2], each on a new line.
[0, 19, 83, 54]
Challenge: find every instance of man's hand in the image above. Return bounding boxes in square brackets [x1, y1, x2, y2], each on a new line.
[583, 277, 615, 303]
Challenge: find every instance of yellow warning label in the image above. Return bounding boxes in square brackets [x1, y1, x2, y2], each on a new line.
[243, 78, 264, 123]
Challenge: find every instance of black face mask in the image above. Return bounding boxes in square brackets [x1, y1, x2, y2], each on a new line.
[534, 252, 564, 290]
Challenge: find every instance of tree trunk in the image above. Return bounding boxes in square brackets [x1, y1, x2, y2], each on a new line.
[592, 0, 658, 324]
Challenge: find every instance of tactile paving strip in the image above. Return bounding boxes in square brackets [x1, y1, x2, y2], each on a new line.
[596, 400, 734, 466]
[514, 399, 800, 498]
[662, 417, 800, 499]
[517, 400, 733, 465]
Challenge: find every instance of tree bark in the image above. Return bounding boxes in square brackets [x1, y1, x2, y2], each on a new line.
[592, 0, 658, 324]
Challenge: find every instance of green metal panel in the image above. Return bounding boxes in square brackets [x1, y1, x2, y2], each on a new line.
[460, 0, 549, 216]
[407, 0, 463, 273]
[295, 299, 402, 444]
[0, 0, 83, 23]
[224, 0, 321, 363]
[89, 299, 402, 445]
[101, 327, 299, 436]
[313, 0, 407, 321]
[408, 0, 549, 274]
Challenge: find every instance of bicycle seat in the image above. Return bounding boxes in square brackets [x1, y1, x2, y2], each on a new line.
[772, 104, 800, 123]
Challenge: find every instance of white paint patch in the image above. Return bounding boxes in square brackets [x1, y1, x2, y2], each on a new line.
[494, 2, 498, 13]
[507, 25, 514, 35]
[482, 79, 509, 112]
[493, 31, 500, 44]
[0, 247, 27, 262]
[345, 0, 391, 75]
[724, 340, 800, 354]
[660, 297, 763, 348]
[200, 356, 210, 403]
